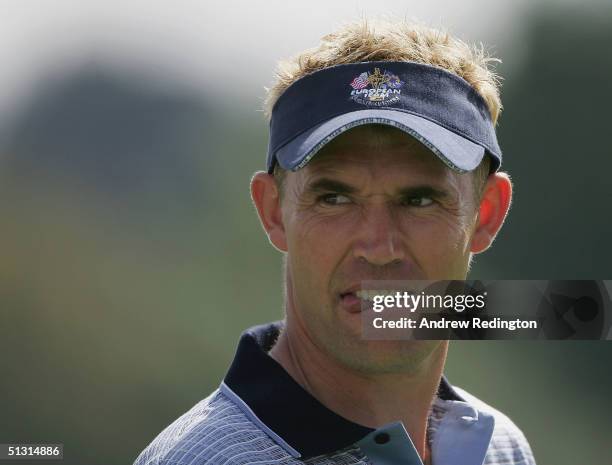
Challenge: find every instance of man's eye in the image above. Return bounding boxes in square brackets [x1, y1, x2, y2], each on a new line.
[403, 196, 434, 207]
[319, 194, 352, 205]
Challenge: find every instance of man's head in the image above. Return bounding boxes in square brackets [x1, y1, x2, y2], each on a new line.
[251, 19, 512, 375]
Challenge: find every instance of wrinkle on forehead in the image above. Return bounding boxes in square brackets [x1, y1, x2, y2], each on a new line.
[321, 124, 424, 152]
[301, 125, 452, 187]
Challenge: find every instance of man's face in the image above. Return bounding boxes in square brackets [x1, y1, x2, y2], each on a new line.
[278, 126, 482, 374]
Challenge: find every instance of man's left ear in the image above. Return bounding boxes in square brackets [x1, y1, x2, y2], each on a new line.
[470, 172, 513, 254]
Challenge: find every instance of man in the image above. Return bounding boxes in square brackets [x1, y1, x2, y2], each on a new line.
[134, 19, 535, 465]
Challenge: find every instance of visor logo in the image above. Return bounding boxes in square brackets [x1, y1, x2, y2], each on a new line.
[349, 68, 403, 106]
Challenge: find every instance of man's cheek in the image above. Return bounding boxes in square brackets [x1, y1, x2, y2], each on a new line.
[410, 227, 467, 277]
[293, 216, 348, 260]
[292, 210, 346, 243]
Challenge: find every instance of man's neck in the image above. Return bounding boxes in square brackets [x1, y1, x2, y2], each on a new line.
[269, 323, 448, 462]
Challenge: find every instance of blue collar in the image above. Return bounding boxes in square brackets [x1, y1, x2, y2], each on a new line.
[222, 321, 466, 459]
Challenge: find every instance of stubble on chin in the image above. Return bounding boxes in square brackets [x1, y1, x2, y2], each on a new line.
[313, 316, 444, 376]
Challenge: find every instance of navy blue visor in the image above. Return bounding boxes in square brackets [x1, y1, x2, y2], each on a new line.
[267, 61, 501, 174]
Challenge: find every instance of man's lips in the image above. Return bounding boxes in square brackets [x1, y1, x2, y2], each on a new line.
[340, 292, 361, 313]
[339, 288, 414, 314]
[339, 290, 374, 314]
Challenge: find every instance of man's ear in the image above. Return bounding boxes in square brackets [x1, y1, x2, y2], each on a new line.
[250, 171, 288, 252]
[470, 172, 513, 254]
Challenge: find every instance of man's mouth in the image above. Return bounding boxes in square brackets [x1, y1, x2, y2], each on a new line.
[339, 290, 362, 313]
[339, 289, 401, 313]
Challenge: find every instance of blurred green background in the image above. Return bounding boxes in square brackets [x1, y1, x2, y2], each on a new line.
[1, 2, 611, 464]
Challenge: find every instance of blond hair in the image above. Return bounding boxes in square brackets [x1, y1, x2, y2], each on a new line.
[264, 18, 502, 125]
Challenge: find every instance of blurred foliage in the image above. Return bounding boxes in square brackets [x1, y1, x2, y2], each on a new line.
[0, 7, 610, 465]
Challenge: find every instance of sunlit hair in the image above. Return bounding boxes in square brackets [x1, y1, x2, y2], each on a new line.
[264, 18, 502, 125]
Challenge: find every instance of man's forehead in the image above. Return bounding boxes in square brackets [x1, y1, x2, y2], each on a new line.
[304, 125, 449, 175]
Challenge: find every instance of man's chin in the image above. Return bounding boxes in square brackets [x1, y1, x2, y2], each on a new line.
[322, 318, 444, 375]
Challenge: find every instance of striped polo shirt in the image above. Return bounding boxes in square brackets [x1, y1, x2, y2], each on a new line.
[134, 322, 536, 465]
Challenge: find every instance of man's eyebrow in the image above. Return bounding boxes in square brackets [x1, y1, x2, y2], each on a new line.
[398, 185, 450, 199]
[304, 178, 358, 195]
[304, 178, 451, 199]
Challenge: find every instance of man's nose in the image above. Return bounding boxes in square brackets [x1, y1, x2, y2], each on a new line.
[352, 203, 406, 266]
